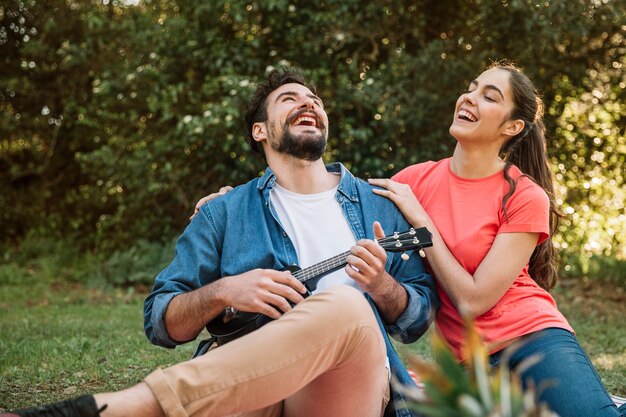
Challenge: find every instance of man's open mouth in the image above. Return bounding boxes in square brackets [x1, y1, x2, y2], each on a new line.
[290, 114, 318, 128]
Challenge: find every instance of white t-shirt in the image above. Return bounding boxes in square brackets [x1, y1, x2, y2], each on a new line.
[271, 182, 391, 373]
[270, 183, 360, 294]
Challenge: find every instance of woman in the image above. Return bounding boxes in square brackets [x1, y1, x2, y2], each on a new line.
[369, 62, 625, 417]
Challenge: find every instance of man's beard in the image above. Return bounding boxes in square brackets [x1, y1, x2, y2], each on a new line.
[270, 123, 327, 161]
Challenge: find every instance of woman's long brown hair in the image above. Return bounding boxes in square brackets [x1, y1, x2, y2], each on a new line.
[494, 62, 562, 290]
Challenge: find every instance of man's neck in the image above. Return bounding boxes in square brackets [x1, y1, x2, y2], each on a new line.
[268, 156, 340, 194]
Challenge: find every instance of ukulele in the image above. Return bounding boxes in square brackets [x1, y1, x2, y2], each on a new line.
[206, 227, 433, 345]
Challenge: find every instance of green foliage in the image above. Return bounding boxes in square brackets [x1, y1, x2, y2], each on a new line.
[1, 0, 624, 273]
[560, 254, 626, 287]
[550, 63, 625, 281]
[99, 239, 175, 286]
[0, 234, 174, 287]
[400, 323, 556, 417]
[0, 233, 98, 285]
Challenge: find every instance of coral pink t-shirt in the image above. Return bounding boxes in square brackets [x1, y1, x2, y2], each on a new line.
[393, 158, 573, 359]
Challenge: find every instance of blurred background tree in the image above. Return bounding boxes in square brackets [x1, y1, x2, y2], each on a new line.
[1, 0, 624, 284]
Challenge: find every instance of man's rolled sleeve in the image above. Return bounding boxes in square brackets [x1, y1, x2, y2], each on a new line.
[148, 292, 180, 348]
[385, 249, 439, 344]
[144, 207, 223, 348]
[386, 284, 423, 341]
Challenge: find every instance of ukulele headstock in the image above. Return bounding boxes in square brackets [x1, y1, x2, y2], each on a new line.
[378, 227, 433, 258]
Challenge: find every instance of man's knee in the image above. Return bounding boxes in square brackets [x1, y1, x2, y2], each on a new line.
[311, 285, 377, 327]
[301, 285, 385, 360]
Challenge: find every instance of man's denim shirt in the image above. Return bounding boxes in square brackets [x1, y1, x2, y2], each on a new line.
[144, 162, 439, 417]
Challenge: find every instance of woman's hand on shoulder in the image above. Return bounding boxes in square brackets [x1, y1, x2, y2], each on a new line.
[190, 186, 234, 220]
[368, 178, 428, 227]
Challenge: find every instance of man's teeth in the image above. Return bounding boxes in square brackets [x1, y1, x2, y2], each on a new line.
[292, 116, 316, 126]
[458, 110, 477, 122]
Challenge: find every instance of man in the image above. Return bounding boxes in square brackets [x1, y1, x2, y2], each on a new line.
[4, 69, 438, 417]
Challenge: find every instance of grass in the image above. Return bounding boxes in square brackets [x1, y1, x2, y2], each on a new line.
[0, 279, 196, 411]
[0, 263, 624, 412]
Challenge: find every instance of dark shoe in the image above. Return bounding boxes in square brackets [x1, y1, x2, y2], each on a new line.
[0, 395, 106, 417]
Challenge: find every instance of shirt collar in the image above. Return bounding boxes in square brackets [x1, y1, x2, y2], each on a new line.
[256, 162, 359, 203]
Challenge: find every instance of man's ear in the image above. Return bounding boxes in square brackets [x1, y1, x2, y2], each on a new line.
[252, 122, 267, 144]
[504, 119, 525, 137]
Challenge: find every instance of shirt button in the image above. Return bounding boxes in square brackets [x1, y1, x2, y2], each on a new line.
[283, 232, 287, 237]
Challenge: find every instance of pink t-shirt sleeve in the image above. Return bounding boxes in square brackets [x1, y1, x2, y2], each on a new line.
[498, 178, 550, 245]
[392, 164, 420, 184]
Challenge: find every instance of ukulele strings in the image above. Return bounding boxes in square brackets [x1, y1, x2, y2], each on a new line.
[292, 230, 421, 283]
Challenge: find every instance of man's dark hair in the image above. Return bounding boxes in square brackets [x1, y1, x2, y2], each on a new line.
[245, 68, 317, 153]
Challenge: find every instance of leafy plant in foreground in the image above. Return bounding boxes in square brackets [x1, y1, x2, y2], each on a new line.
[397, 321, 557, 417]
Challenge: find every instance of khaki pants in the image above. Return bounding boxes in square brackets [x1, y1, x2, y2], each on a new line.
[144, 285, 390, 417]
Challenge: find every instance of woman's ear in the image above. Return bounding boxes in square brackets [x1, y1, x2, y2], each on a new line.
[504, 119, 526, 137]
[252, 122, 267, 144]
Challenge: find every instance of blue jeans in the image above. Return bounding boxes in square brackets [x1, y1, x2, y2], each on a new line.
[490, 328, 625, 417]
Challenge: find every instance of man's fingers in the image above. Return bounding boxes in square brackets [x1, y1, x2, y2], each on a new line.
[226, 269, 307, 318]
[262, 292, 294, 315]
[373, 221, 386, 241]
[254, 281, 304, 318]
[269, 280, 306, 306]
[349, 245, 385, 268]
[346, 254, 374, 276]
[256, 270, 306, 312]
[270, 270, 307, 294]
[256, 301, 283, 319]
[355, 238, 386, 259]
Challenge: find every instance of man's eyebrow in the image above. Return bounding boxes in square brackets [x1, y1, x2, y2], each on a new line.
[470, 80, 504, 99]
[274, 91, 323, 103]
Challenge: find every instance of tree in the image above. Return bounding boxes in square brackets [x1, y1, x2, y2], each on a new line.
[1, 0, 623, 277]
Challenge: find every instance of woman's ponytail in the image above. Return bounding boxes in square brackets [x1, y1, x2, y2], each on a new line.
[494, 62, 562, 290]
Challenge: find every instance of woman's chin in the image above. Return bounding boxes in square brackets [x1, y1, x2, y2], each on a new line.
[448, 124, 467, 141]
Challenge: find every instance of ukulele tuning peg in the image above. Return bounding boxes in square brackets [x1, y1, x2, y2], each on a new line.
[419, 249, 426, 258]
[401, 252, 410, 261]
